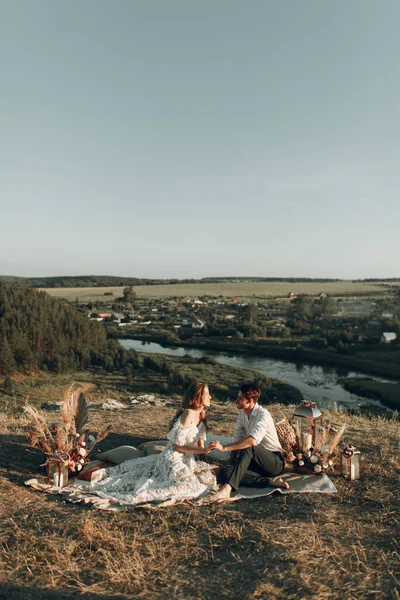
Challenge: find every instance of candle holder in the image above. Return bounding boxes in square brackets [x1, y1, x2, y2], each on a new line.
[293, 402, 323, 451]
[47, 453, 69, 488]
[340, 444, 361, 480]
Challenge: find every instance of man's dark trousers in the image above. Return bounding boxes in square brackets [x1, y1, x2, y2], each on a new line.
[219, 446, 285, 491]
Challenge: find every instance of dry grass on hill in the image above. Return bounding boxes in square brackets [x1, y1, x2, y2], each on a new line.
[0, 396, 399, 600]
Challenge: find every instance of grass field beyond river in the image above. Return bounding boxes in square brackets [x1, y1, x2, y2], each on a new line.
[40, 280, 389, 301]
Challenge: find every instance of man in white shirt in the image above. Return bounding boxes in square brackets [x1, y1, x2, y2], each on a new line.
[207, 384, 290, 501]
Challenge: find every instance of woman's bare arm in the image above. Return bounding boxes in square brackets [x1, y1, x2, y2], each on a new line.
[174, 444, 207, 454]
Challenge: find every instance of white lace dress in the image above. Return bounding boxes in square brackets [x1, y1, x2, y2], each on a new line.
[88, 417, 216, 506]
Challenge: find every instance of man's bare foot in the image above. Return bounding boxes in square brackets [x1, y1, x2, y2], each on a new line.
[269, 477, 290, 490]
[209, 483, 233, 503]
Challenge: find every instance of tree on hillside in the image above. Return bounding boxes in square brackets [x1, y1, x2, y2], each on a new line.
[123, 286, 136, 304]
[289, 296, 313, 321]
[0, 338, 16, 375]
[239, 304, 257, 325]
[316, 296, 336, 317]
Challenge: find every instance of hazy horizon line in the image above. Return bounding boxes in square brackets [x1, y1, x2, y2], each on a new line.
[1, 274, 399, 282]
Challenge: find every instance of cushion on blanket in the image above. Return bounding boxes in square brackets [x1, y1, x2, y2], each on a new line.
[96, 445, 144, 464]
[76, 460, 112, 482]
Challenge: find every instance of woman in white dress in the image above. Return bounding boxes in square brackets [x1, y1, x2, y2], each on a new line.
[88, 383, 216, 507]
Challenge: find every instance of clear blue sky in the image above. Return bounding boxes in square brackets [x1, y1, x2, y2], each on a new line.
[1, 1, 398, 279]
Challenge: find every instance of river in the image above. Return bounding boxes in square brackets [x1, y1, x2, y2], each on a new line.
[119, 338, 392, 413]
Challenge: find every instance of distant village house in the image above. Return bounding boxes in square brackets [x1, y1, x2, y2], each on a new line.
[381, 332, 397, 343]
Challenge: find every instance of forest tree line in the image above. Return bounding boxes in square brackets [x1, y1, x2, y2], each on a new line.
[0, 281, 205, 392]
[0, 281, 108, 375]
[0, 275, 202, 288]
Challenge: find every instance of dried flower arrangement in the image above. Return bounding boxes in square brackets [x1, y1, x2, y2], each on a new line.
[24, 384, 110, 475]
[275, 416, 347, 474]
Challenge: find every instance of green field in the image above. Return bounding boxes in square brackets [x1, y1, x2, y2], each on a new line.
[40, 280, 388, 302]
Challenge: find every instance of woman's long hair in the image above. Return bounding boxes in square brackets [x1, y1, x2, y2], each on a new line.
[169, 382, 210, 431]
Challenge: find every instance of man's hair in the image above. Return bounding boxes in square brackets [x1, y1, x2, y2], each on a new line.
[240, 383, 261, 402]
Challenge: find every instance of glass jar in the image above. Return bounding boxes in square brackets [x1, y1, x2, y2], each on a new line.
[47, 454, 69, 488]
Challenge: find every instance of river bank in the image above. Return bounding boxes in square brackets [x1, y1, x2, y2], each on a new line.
[115, 331, 400, 380]
[137, 352, 304, 405]
[343, 378, 400, 412]
[0, 358, 303, 414]
[119, 336, 396, 414]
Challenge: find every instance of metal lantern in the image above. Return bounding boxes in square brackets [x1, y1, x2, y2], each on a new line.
[47, 453, 69, 488]
[340, 444, 361, 480]
[293, 401, 323, 452]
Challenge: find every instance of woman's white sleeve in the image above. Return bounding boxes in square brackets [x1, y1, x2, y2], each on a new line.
[166, 420, 188, 446]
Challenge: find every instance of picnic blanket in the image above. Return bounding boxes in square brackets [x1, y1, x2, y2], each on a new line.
[25, 470, 336, 510]
[25, 433, 336, 510]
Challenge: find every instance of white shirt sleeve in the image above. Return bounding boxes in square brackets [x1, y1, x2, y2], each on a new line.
[248, 411, 272, 445]
[232, 413, 247, 442]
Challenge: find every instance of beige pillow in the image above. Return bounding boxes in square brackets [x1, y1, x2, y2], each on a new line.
[96, 445, 144, 464]
[138, 440, 168, 456]
[76, 460, 113, 482]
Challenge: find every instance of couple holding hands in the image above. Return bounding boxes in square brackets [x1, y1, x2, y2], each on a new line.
[90, 382, 289, 508]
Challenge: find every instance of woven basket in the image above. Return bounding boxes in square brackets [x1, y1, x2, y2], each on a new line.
[275, 418, 297, 454]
